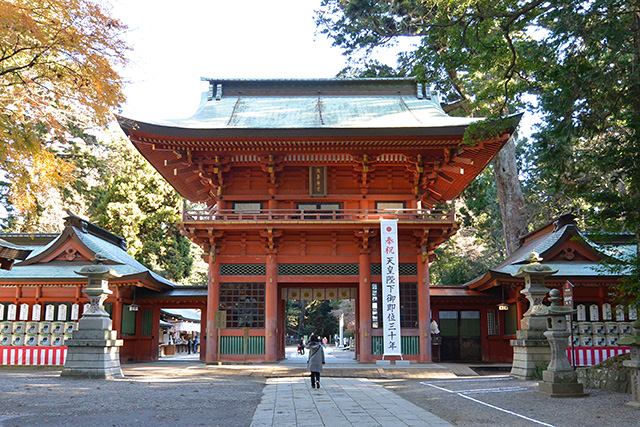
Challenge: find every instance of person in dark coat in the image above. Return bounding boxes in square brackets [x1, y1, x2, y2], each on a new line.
[305, 334, 325, 389]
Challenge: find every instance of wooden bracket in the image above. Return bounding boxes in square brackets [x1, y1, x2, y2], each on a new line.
[354, 228, 377, 254]
[260, 228, 282, 254]
[353, 154, 375, 193]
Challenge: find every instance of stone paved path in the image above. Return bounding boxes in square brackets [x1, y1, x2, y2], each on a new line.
[250, 377, 453, 427]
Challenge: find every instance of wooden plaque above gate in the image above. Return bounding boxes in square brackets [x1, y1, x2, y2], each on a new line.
[309, 166, 327, 197]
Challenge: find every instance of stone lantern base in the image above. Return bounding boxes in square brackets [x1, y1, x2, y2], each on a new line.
[510, 336, 551, 380]
[60, 315, 123, 379]
[623, 355, 640, 408]
[537, 370, 588, 398]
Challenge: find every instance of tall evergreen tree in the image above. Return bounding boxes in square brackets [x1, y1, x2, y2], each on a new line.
[317, 1, 640, 292]
[88, 136, 194, 283]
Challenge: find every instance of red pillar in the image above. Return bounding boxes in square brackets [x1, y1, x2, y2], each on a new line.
[278, 293, 285, 359]
[200, 307, 207, 362]
[417, 253, 432, 362]
[265, 253, 278, 362]
[150, 307, 161, 361]
[358, 252, 372, 362]
[205, 258, 220, 363]
[113, 286, 123, 338]
[516, 287, 527, 330]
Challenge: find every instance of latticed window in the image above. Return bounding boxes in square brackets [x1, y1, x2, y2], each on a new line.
[233, 202, 262, 213]
[220, 264, 266, 276]
[219, 283, 265, 328]
[371, 282, 418, 329]
[371, 263, 417, 276]
[278, 263, 358, 276]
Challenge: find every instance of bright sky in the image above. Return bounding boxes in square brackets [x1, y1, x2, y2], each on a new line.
[109, 0, 535, 134]
[110, 0, 352, 121]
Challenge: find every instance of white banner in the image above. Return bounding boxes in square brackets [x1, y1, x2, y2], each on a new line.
[380, 219, 402, 356]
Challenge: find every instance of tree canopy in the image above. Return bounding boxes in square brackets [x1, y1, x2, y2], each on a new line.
[318, 0, 640, 305]
[317, 0, 640, 227]
[0, 0, 128, 222]
[88, 137, 195, 283]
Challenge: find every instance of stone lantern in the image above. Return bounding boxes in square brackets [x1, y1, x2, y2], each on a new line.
[536, 289, 587, 397]
[620, 319, 640, 409]
[510, 252, 558, 379]
[61, 253, 124, 379]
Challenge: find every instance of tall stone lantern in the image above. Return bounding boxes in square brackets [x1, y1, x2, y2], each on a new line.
[536, 289, 587, 397]
[620, 319, 640, 409]
[510, 252, 558, 379]
[61, 253, 124, 379]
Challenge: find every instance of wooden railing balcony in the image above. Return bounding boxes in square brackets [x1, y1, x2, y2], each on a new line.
[182, 207, 455, 223]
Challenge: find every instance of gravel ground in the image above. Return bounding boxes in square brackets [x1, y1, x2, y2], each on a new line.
[2, 363, 637, 427]
[0, 364, 264, 427]
[379, 375, 638, 427]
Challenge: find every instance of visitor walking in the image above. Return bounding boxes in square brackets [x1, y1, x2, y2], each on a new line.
[306, 334, 325, 389]
[298, 338, 305, 355]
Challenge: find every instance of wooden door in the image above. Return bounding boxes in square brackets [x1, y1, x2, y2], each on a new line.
[438, 310, 482, 361]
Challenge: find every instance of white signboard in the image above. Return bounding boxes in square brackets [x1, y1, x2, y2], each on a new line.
[32, 304, 41, 321]
[602, 303, 612, 321]
[45, 304, 55, 321]
[380, 219, 402, 356]
[7, 304, 17, 321]
[57, 304, 67, 321]
[7, 304, 18, 320]
[84, 303, 91, 315]
[71, 303, 80, 321]
[630, 307, 638, 321]
[616, 305, 625, 322]
[576, 304, 586, 321]
[589, 304, 599, 321]
[19, 303, 29, 321]
[0, 303, 4, 321]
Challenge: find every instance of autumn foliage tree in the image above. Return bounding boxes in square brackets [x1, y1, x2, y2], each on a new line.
[0, 0, 128, 226]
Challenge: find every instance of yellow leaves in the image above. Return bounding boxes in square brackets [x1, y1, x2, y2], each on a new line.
[1, 0, 128, 133]
[0, 0, 129, 229]
[4, 146, 74, 231]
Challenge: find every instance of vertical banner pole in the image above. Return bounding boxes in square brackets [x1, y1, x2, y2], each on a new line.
[380, 219, 402, 357]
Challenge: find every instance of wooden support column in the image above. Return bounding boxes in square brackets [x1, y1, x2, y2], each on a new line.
[200, 308, 207, 362]
[206, 257, 220, 363]
[265, 253, 278, 362]
[151, 307, 161, 362]
[516, 288, 527, 330]
[278, 293, 285, 359]
[358, 252, 372, 362]
[113, 287, 123, 338]
[417, 253, 432, 362]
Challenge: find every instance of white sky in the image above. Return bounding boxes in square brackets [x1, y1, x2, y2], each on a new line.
[109, 0, 535, 134]
[110, 0, 352, 120]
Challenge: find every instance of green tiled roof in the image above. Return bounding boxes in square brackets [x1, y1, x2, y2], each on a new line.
[0, 213, 174, 289]
[127, 78, 481, 132]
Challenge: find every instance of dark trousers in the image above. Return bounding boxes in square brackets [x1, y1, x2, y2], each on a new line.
[310, 371, 320, 386]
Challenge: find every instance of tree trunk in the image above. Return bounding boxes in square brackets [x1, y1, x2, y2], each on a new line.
[493, 137, 528, 255]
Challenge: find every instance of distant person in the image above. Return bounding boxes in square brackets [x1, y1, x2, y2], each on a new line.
[298, 338, 305, 355]
[187, 337, 192, 354]
[306, 335, 325, 389]
[192, 335, 198, 353]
